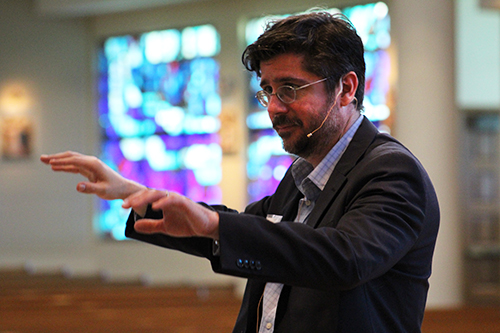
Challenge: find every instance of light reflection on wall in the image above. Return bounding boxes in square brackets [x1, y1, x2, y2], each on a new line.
[246, 2, 392, 203]
[97, 24, 221, 240]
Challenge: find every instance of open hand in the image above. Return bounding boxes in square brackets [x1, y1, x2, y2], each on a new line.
[41, 151, 146, 201]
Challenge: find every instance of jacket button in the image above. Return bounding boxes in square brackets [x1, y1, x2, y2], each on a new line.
[244, 260, 250, 268]
[255, 261, 262, 270]
[236, 259, 244, 268]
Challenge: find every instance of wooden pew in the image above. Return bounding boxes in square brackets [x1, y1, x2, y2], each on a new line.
[0, 269, 241, 333]
[5, 269, 500, 333]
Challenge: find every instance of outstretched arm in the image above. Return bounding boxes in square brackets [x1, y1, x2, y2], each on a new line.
[41, 151, 219, 238]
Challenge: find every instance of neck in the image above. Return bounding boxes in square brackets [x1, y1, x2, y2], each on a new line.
[305, 110, 360, 168]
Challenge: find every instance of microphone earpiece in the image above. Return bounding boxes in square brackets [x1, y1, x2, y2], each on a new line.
[306, 79, 343, 138]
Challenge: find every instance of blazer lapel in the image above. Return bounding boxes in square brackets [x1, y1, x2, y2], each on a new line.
[264, 164, 303, 222]
[281, 190, 304, 222]
[306, 117, 379, 228]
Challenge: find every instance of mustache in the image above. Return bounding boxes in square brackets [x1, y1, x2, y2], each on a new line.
[272, 115, 303, 129]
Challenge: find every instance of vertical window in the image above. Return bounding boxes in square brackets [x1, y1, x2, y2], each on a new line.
[96, 25, 221, 240]
[245, 2, 392, 203]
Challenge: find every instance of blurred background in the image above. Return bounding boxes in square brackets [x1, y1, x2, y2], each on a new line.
[0, 0, 499, 332]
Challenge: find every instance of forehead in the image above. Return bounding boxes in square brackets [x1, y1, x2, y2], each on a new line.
[259, 53, 318, 85]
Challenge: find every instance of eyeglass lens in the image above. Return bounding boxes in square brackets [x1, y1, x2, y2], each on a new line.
[256, 77, 328, 107]
[276, 86, 295, 103]
[257, 86, 296, 107]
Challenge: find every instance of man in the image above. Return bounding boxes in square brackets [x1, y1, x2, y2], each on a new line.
[41, 11, 439, 333]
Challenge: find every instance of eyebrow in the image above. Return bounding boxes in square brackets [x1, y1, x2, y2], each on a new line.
[259, 76, 310, 88]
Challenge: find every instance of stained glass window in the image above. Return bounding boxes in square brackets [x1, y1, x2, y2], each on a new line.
[245, 2, 392, 203]
[96, 24, 222, 240]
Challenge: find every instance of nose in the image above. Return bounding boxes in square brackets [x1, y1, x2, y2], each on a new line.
[266, 94, 288, 119]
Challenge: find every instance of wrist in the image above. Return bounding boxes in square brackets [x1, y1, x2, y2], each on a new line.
[122, 180, 147, 200]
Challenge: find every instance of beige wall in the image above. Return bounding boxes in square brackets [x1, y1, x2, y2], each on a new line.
[0, 0, 466, 308]
[392, 0, 460, 308]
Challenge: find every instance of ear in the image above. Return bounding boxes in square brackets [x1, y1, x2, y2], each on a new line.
[339, 71, 358, 108]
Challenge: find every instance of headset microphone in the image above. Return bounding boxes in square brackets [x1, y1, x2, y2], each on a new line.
[306, 104, 334, 138]
[306, 81, 343, 138]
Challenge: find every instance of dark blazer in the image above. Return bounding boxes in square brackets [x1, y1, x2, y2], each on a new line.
[126, 117, 440, 333]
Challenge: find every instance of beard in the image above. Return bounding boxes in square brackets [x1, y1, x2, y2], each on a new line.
[271, 114, 307, 155]
[272, 108, 340, 159]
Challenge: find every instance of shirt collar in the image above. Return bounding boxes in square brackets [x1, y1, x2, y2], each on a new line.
[292, 115, 364, 200]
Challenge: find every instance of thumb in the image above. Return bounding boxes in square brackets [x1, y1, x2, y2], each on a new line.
[134, 219, 165, 234]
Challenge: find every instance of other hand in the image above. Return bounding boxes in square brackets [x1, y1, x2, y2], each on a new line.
[122, 189, 220, 240]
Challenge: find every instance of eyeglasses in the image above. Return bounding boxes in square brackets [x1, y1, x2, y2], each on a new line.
[255, 77, 328, 108]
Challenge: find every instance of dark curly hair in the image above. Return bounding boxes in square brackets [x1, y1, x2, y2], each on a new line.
[242, 11, 365, 110]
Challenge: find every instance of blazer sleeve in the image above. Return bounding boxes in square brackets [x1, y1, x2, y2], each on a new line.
[124, 203, 239, 261]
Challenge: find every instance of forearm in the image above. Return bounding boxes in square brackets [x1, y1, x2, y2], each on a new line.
[124, 203, 240, 257]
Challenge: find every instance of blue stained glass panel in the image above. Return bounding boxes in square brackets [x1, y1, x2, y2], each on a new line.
[96, 25, 221, 240]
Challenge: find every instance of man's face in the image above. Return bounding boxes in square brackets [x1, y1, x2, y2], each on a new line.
[259, 53, 340, 160]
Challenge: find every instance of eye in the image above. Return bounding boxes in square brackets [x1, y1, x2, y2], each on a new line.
[263, 85, 273, 94]
[286, 82, 300, 88]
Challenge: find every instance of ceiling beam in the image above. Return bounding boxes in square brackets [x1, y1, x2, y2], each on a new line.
[34, 0, 207, 17]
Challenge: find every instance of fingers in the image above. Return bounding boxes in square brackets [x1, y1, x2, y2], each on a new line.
[122, 189, 170, 209]
[122, 188, 170, 217]
[41, 152, 103, 181]
[49, 164, 82, 174]
[76, 181, 103, 195]
[40, 155, 51, 164]
[41, 152, 68, 164]
[41, 151, 87, 172]
[46, 153, 92, 169]
[151, 191, 178, 210]
[41, 151, 80, 163]
[41, 151, 91, 168]
[133, 218, 166, 234]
